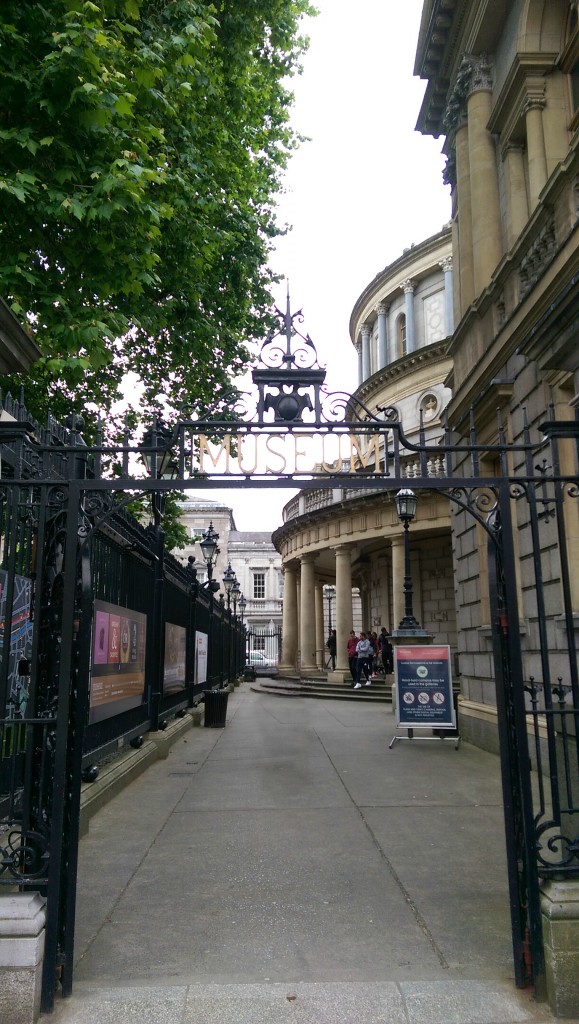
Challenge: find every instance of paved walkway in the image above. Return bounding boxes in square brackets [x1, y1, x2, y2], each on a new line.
[48, 687, 576, 1023]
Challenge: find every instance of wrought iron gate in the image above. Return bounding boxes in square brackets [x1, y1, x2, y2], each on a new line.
[246, 626, 282, 670]
[0, 321, 577, 1010]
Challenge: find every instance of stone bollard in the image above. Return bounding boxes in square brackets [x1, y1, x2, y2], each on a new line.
[0, 893, 46, 1024]
[540, 879, 579, 1017]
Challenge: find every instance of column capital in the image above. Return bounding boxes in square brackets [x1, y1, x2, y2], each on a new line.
[332, 543, 353, 555]
[439, 256, 453, 273]
[374, 301, 389, 315]
[525, 94, 546, 114]
[442, 53, 493, 135]
[300, 551, 317, 564]
[360, 322, 372, 338]
[401, 278, 416, 294]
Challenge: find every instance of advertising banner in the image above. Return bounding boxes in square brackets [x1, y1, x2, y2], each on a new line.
[0, 570, 33, 714]
[394, 645, 455, 729]
[163, 622, 187, 694]
[89, 599, 147, 723]
[195, 631, 208, 687]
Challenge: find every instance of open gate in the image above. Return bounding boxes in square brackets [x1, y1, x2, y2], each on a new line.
[0, 305, 577, 1010]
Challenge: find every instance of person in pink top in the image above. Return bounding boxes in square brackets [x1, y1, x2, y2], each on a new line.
[347, 631, 358, 684]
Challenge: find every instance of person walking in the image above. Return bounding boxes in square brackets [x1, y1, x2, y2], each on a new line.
[378, 626, 393, 675]
[354, 632, 373, 688]
[347, 631, 358, 684]
[326, 629, 337, 670]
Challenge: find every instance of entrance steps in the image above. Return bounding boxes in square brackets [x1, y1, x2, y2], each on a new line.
[251, 674, 392, 702]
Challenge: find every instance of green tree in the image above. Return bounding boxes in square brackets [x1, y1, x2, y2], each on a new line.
[0, 0, 314, 429]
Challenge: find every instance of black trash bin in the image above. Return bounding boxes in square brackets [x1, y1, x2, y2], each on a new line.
[203, 687, 229, 728]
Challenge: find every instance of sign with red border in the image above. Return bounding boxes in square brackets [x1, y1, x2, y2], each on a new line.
[394, 646, 455, 729]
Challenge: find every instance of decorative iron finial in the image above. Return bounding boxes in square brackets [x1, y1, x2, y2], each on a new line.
[252, 283, 326, 423]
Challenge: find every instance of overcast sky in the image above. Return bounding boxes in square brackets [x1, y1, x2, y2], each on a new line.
[204, 0, 451, 532]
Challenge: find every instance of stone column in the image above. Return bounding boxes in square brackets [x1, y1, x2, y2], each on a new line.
[391, 535, 405, 630]
[333, 545, 353, 677]
[401, 280, 416, 353]
[455, 121, 475, 313]
[375, 302, 389, 368]
[525, 94, 548, 211]
[357, 343, 363, 387]
[361, 323, 371, 381]
[315, 582, 324, 670]
[502, 142, 529, 247]
[439, 257, 454, 336]
[299, 553, 317, 673]
[279, 562, 298, 673]
[466, 58, 502, 295]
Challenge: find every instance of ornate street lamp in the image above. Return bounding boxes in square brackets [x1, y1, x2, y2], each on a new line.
[222, 562, 236, 609]
[199, 522, 219, 584]
[141, 420, 178, 525]
[238, 593, 247, 624]
[323, 584, 335, 632]
[394, 488, 422, 631]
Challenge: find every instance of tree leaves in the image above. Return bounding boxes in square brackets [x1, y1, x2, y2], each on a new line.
[0, 0, 315, 428]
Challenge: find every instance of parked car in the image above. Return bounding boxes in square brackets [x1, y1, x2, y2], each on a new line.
[245, 651, 278, 676]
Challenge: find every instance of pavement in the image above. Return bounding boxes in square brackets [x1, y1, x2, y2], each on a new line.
[47, 685, 578, 1024]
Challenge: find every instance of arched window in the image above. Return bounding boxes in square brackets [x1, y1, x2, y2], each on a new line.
[397, 314, 407, 358]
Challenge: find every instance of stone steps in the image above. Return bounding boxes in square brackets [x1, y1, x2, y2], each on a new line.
[251, 675, 393, 702]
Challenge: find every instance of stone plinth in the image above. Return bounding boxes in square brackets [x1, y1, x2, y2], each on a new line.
[540, 879, 579, 1018]
[0, 892, 46, 1024]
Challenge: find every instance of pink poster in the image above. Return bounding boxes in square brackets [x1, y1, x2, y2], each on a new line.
[108, 615, 121, 663]
[93, 610, 110, 665]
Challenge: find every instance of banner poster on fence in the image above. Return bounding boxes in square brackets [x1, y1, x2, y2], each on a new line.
[394, 646, 455, 730]
[163, 622, 187, 694]
[89, 599, 147, 723]
[0, 569, 33, 715]
[195, 631, 208, 687]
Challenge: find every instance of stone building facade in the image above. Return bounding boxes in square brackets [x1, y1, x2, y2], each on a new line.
[414, 0, 578, 755]
[176, 498, 282, 643]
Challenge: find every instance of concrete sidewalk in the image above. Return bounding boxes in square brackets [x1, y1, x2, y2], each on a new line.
[48, 687, 576, 1023]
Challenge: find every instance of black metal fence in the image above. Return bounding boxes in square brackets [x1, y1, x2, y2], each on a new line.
[0, 395, 245, 1010]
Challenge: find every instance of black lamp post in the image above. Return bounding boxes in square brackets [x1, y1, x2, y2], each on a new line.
[142, 420, 178, 525]
[140, 420, 177, 731]
[324, 585, 335, 632]
[222, 561, 235, 688]
[394, 488, 422, 631]
[198, 522, 220, 686]
[238, 593, 248, 667]
[199, 522, 220, 585]
[222, 562, 236, 609]
[231, 579, 241, 679]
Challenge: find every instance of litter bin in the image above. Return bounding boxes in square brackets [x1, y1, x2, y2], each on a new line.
[203, 687, 229, 728]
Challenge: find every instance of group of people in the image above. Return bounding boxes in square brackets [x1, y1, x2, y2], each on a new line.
[326, 627, 394, 688]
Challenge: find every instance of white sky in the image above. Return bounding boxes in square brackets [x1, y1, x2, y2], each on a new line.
[203, 0, 451, 532]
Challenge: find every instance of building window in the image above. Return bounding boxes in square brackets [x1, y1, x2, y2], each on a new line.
[277, 571, 284, 598]
[253, 572, 265, 599]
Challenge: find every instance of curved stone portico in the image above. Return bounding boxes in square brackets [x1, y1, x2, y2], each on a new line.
[273, 227, 458, 679]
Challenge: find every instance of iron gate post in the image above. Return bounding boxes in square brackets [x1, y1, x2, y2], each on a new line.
[488, 481, 544, 992]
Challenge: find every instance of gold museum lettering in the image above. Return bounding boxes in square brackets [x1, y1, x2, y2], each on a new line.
[185, 430, 385, 478]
